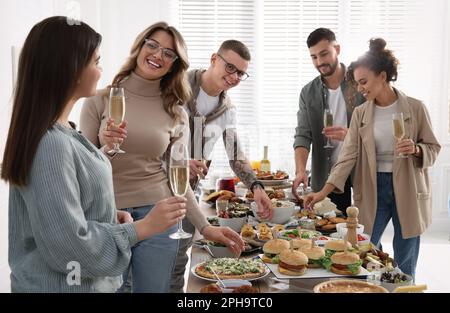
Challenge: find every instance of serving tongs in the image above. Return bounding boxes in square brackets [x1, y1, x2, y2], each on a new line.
[210, 268, 226, 289]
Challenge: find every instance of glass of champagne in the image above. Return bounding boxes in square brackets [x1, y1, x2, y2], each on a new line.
[392, 113, 408, 158]
[323, 108, 333, 149]
[108, 87, 126, 154]
[169, 142, 192, 239]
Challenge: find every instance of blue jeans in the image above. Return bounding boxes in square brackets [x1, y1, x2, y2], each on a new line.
[118, 205, 179, 293]
[370, 172, 420, 278]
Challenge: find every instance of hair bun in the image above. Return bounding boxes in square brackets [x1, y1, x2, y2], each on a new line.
[369, 38, 386, 53]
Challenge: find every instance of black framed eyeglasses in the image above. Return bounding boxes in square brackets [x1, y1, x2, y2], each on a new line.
[144, 39, 178, 62]
[217, 53, 249, 81]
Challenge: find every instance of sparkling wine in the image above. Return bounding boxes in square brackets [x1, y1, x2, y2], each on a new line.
[109, 96, 125, 124]
[170, 166, 189, 196]
[392, 119, 405, 140]
[324, 112, 333, 127]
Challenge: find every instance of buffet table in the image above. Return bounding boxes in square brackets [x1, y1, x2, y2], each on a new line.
[186, 245, 330, 293]
[186, 201, 335, 293]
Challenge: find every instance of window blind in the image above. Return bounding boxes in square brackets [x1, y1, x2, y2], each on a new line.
[177, 0, 448, 179]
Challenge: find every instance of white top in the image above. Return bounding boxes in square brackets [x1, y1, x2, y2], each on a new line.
[373, 101, 398, 172]
[185, 87, 237, 159]
[327, 86, 347, 165]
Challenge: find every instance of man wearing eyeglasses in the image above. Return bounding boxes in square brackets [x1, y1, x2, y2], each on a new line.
[170, 40, 273, 293]
[292, 28, 365, 214]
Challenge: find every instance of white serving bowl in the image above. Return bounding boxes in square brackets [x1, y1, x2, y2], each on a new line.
[336, 222, 364, 238]
[218, 216, 247, 232]
[251, 200, 295, 224]
[370, 268, 414, 293]
[217, 279, 252, 293]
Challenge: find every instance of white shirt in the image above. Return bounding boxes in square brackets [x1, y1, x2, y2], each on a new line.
[185, 87, 237, 159]
[327, 86, 347, 165]
[373, 101, 398, 172]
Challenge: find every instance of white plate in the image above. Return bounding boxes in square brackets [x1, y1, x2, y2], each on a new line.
[259, 179, 289, 186]
[315, 236, 338, 246]
[258, 254, 370, 279]
[328, 232, 371, 244]
[191, 263, 270, 282]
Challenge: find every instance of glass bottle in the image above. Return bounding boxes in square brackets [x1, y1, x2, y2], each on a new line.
[260, 145, 271, 173]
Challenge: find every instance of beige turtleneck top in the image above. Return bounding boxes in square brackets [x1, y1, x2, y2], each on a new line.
[80, 72, 209, 231]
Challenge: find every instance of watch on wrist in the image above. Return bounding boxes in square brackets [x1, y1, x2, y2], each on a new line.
[250, 181, 265, 193]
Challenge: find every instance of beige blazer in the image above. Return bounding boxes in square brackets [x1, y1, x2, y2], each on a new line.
[327, 88, 441, 238]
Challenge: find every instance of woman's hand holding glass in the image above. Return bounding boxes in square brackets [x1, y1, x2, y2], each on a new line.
[102, 118, 127, 154]
[392, 113, 409, 158]
[396, 138, 417, 156]
[108, 87, 127, 154]
[135, 196, 187, 241]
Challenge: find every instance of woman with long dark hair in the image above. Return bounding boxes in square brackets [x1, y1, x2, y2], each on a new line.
[2, 16, 187, 292]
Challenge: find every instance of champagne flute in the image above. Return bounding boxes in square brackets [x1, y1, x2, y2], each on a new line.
[169, 142, 192, 239]
[323, 108, 333, 149]
[392, 113, 408, 158]
[108, 87, 126, 154]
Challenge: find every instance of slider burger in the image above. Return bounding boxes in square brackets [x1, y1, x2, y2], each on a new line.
[291, 238, 312, 251]
[324, 240, 352, 257]
[300, 246, 325, 268]
[278, 249, 308, 276]
[262, 239, 290, 264]
[330, 251, 363, 275]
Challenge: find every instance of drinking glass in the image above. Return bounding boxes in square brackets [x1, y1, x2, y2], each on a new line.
[392, 113, 408, 158]
[168, 142, 192, 239]
[323, 108, 333, 149]
[108, 87, 126, 154]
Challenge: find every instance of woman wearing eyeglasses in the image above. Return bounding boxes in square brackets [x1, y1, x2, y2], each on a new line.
[80, 22, 244, 293]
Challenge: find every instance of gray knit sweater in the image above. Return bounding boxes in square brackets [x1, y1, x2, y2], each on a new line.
[8, 124, 138, 292]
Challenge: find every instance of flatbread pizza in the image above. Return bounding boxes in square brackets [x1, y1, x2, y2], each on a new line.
[195, 258, 266, 280]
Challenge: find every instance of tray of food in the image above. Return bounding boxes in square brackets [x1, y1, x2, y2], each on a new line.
[192, 257, 270, 281]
